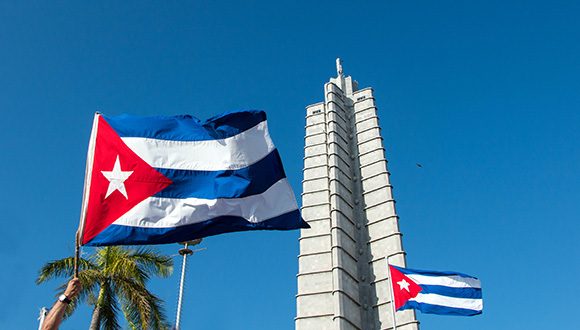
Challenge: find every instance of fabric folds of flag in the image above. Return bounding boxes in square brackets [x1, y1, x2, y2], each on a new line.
[79, 110, 309, 246]
[389, 265, 483, 316]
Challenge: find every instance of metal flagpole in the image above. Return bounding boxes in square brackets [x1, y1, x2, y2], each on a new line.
[174, 239, 204, 330]
[386, 256, 397, 330]
[175, 243, 191, 330]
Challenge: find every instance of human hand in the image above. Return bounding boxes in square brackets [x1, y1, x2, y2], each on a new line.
[64, 278, 81, 299]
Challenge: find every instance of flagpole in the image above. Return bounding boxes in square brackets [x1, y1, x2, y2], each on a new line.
[74, 113, 100, 278]
[175, 239, 203, 330]
[175, 242, 191, 330]
[386, 256, 397, 330]
[74, 230, 80, 278]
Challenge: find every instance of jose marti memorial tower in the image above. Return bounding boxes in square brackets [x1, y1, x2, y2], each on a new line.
[296, 59, 419, 330]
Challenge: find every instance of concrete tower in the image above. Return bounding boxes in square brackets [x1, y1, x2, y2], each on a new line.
[296, 59, 419, 330]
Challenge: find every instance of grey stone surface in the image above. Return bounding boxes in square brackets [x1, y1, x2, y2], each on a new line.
[296, 60, 419, 330]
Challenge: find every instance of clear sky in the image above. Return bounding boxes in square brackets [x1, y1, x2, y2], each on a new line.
[1, 1, 579, 329]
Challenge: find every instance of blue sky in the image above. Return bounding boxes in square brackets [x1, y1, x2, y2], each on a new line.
[1, 1, 579, 329]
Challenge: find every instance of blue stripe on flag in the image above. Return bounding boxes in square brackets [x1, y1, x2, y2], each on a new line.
[85, 209, 305, 246]
[419, 285, 483, 299]
[400, 300, 482, 316]
[154, 150, 286, 199]
[103, 110, 266, 141]
[392, 265, 479, 279]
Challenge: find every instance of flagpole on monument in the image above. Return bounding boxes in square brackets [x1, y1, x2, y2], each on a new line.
[175, 239, 204, 330]
[386, 256, 397, 330]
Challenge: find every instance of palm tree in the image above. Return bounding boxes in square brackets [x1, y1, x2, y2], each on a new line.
[37, 246, 174, 330]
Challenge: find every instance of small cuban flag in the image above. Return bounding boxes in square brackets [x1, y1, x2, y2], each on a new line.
[78, 110, 309, 246]
[389, 265, 483, 316]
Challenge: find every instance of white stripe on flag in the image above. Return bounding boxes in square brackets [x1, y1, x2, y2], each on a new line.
[407, 274, 481, 289]
[411, 293, 483, 311]
[121, 121, 275, 171]
[112, 179, 298, 228]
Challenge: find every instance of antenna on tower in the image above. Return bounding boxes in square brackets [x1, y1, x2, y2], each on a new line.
[336, 58, 343, 76]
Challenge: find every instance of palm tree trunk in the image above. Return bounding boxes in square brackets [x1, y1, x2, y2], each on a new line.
[89, 286, 105, 330]
[89, 305, 101, 330]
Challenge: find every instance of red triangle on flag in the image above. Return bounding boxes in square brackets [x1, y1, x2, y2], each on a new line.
[81, 115, 172, 245]
[389, 265, 423, 310]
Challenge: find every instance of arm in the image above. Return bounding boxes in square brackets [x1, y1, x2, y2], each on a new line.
[42, 278, 81, 330]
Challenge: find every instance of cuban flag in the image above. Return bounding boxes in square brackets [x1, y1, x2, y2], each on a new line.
[389, 265, 483, 316]
[78, 110, 309, 246]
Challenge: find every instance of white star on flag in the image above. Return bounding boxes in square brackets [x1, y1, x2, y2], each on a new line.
[397, 278, 411, 292]
[101, 155, 133, 199]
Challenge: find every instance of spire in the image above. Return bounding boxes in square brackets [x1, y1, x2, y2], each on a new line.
[336, 58, 343, 76]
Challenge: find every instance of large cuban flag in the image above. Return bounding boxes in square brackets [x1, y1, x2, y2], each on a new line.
[389, 265, 483, 316]
[78, 110, 309, 246]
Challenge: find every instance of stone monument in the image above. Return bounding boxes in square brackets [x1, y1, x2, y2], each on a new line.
[296, 59, 419, 330]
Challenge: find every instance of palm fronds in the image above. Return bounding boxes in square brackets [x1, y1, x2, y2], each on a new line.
[37, 246, 174, 329]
